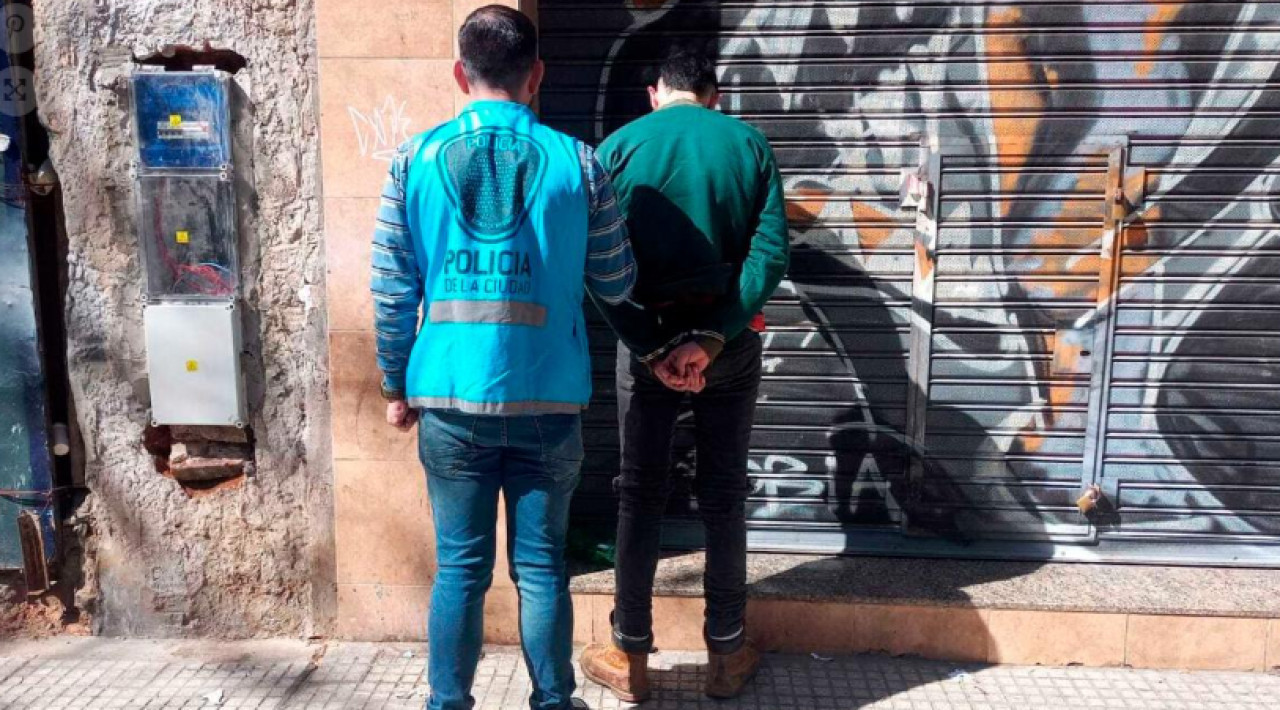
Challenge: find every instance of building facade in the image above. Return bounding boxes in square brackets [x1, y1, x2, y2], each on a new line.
[7, 0, 1280, 666]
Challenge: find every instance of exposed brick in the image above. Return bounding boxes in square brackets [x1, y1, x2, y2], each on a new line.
[169, 455, 246, 483]
[168, 425, 252, 444]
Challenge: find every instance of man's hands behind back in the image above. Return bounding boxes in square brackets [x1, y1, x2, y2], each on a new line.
[653, 341, 713, 393]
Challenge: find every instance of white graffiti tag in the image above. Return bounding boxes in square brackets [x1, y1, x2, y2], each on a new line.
[348, 96, 412, 162]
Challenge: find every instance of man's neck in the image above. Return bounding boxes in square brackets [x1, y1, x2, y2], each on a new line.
[471, 92, 516, 103]
[657, 91, 707, 109]
[468, 87, 530, 105]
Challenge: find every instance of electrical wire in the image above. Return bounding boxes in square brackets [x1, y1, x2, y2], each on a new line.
[150, 187, 235, 297]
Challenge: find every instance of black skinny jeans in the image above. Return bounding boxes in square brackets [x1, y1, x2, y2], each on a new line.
[611, 331, 762, 655]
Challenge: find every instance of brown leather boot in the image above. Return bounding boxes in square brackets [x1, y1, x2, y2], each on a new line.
[705, 640, 761, 699]
[579, 642, 651, 703]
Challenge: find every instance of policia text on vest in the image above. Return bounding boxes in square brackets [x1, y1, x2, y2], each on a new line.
[442, 248, 535, 297]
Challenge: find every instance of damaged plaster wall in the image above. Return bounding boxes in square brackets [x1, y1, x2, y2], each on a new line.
[32, 0, 333, 636]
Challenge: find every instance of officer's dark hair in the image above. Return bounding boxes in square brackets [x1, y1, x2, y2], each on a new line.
[458, 5, 539, 91]
[657, 45, 718, 97]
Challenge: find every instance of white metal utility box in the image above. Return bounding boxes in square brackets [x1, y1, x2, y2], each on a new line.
[143, 302, 246, 427]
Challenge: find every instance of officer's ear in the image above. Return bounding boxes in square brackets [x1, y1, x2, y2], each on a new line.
[454, 61, 471, 95]
[525, 60, 546, 99]
[702, 89, 720, 109]
[648, 84, 660, 111]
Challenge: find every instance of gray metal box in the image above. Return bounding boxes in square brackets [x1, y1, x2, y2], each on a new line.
[144, 302, 246, 427]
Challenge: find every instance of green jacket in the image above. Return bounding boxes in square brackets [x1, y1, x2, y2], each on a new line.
[593, 101, 790, 357]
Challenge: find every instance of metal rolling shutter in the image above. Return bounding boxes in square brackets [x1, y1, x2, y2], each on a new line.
[542, 1, 1280, 564]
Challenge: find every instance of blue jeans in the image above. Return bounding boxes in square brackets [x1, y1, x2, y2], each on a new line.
[419, 409, 583, 710]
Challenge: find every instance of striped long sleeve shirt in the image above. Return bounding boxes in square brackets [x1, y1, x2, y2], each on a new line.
[371, 136, 639, 398]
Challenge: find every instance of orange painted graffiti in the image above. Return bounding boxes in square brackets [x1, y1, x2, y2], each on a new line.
[985, 7, 1044, 201]
[785, 185, 833, 228]
[1137, 3, 1185, 79]
[851, 201, 901, 251]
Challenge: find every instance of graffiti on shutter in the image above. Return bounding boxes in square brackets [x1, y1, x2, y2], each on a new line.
[548, 1, 1280, 564]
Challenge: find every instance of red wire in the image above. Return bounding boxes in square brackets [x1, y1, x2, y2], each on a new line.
[151, 189, 233, 296]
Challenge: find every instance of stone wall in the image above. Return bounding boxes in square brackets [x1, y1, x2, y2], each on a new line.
[32, 0, 333, 637]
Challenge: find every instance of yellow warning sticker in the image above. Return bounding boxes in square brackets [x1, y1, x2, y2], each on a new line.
[175, 230, 190, 244]
[185, 360, 199, 372]
[169, 114, 183, 127]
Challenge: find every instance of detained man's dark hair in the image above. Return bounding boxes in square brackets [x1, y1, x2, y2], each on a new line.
[459, 5, 538, 91]
[657, 46, 718, 96]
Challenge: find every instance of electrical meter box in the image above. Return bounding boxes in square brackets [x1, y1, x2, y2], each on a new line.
[131, 69, 233, 172]
[133, 67, 246, 427]
[132, 68, 239, 302]
[144, 302, 246, 427]
[136, 176, 238, 299]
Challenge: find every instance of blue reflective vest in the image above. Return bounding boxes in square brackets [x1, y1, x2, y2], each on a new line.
[402, 101, 591, 415]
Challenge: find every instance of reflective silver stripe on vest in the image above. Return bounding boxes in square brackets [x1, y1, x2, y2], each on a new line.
[409, 397, 584, 416]
[428, 300, 548, 327]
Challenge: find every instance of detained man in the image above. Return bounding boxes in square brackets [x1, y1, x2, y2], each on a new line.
[370, 6, 652, 709]
[579, 47, 791, 702]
